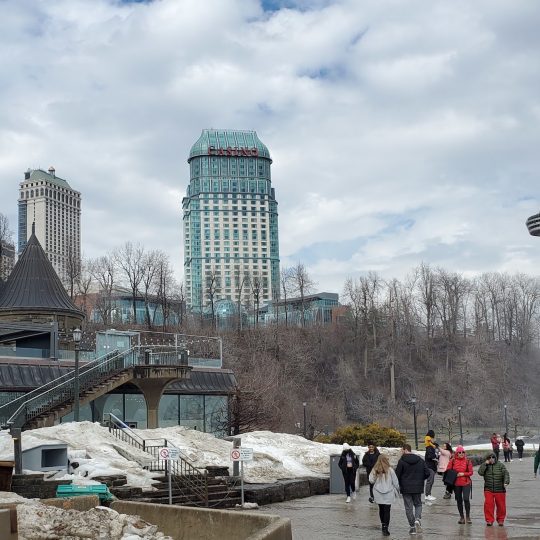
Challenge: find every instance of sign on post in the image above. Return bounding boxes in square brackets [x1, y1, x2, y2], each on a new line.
[159, 447, 180, 460]
[230, 447, 254, 508]
[240, 448, 253, 462]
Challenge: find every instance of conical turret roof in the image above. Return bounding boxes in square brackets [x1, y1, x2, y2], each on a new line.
[0, 228, 83, 317]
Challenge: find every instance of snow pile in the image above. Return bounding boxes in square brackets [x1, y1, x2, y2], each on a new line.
[0, 423, 405, 485]
[12, 501, 172, 540]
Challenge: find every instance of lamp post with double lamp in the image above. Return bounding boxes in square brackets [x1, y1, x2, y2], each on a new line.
[504, 404, 509, 435]
[303, 402, 307, 438]
[73, 328, 81, 422]
[411, 396, 418, 450]
[458, 406, 463, 446]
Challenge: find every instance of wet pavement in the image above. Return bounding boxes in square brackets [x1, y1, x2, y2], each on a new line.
[261, 457, 540, 539]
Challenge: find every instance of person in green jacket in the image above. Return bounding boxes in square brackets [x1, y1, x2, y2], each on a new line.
[534, 449, 540, 477]
[478, 452, 510, 527]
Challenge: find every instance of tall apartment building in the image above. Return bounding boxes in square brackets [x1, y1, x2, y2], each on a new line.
[18, 167, 81, 282]
[183, 129, 280, 311]
[0, 241, 15, 281]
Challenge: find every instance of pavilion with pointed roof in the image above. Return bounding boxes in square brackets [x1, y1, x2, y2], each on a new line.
[0, 224, 84, 333]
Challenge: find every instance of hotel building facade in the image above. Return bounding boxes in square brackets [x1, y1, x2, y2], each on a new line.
[183, 129, 280, 311]
[18, 167, 81, 282]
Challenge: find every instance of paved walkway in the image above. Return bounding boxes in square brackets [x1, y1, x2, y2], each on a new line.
[261, 457, 540, 539]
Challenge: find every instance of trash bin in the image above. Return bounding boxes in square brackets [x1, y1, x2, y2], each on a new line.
[0, 461, 14, 491]
[330, 454, 345, 494]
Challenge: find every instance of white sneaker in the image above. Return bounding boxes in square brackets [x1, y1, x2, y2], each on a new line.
[426, 495, 436, 501]
[415, 519, 422, 533]
[352, 492, 357, 500]
[346, 496, 351, 503]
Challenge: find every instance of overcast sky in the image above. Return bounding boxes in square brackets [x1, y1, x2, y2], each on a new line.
[1, 0, 539, 293]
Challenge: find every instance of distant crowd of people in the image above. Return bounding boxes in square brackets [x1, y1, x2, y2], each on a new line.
[336, 429, 538, 536]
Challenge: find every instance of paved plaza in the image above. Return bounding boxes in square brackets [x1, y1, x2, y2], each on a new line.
[261, 457, 540, 539]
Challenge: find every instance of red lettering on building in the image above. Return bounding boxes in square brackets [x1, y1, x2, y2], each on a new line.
[207, 146, 259, 157]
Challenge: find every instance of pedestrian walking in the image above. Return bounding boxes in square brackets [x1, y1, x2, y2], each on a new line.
[369, 454, 401, 537]
[490, 433, 500, 462]
[446, 445, 474, 524]
[424, 442, 438, 504]
[515, 437, 525, 461]
[395, 443, 431, 535]
[438, 442, 454, 498]
[534, 448, 540, 478]
[338, 443, 359, 503]
[478, 452, 510, 526]
[362, 442, 381, 503]
[502, 433, 511, 463]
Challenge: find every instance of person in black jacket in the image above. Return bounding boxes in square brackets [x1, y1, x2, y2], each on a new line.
[395, 444, 431, 535]
[424, 443, 438, 503]
[338, 443, 359, 503]
[362, 442, 381, 503]
[515, 437, 525, 461]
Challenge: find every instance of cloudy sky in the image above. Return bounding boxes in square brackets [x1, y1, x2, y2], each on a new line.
[1, 0, 539, 292]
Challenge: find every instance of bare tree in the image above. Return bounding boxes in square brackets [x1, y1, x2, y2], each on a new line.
[152, 252, 177, 331]
[64, 236, 81, 299]
[140, 249, 161, 329]
[280, 267, 294, 327]
[115, 242, 145, 324]
[75, 257, 93, 317]
[205, 268, 221, 329]
[89, 254, 116, 325]
[234, 265, 250, 332]
[251, 271, 263, 326]
[290, 263, 316, 327]
[0, 213, 14, 281]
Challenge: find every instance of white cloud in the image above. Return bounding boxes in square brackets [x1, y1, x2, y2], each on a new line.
[0, 0, 538, 294]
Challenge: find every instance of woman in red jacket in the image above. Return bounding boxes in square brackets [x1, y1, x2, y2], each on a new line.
[446, 445, 474, 524]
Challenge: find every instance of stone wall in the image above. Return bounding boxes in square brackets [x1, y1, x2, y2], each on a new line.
[11, 474, 71, 500]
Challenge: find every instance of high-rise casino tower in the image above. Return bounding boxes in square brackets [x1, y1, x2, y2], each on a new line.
[183, 129, 279, 311]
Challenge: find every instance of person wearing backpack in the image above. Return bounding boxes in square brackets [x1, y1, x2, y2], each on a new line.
[446, 445, 474, 524]
[478, 452, 510, 526]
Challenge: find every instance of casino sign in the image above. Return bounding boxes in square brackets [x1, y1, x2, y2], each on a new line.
[208, 146, 259, 157]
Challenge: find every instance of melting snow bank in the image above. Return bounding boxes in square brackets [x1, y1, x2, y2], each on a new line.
[0, 423, 405, 485]
[0, 494, 172, 540]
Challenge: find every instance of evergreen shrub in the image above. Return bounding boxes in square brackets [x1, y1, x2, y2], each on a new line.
[315, 422, 406, 447]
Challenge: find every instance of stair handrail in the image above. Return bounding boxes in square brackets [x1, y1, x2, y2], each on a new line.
[0, 349, 120, 426]
[105, 414, 208, 505]
[6, 347, 134, 429]
[106, 413, 147, 451]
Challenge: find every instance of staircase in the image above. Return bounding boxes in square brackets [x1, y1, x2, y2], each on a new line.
[106, 413, 241, 507]
[0, 346, 191, 431]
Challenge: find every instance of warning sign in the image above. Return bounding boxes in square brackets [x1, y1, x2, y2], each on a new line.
[231, 449, 241, 461]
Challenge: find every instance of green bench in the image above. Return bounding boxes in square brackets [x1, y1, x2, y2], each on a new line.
[56, 483, 114, 503]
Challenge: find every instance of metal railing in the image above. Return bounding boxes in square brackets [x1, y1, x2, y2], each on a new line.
[0, 345, 193, 430]
[0, 349, 120, 427]
[106, 413, 208, 505]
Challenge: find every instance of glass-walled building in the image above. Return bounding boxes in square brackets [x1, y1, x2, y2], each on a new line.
[183, 129, 280, 311]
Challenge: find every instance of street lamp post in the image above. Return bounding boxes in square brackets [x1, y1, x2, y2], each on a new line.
[303, 402, 307, 438]
[504, 404, 509, 435]
[73, 328, 81, 422]
[411, 397, 418, 450]
[458, 406, 463, 446]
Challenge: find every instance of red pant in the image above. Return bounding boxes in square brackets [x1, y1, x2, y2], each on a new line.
[484, 491, 506, 524]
